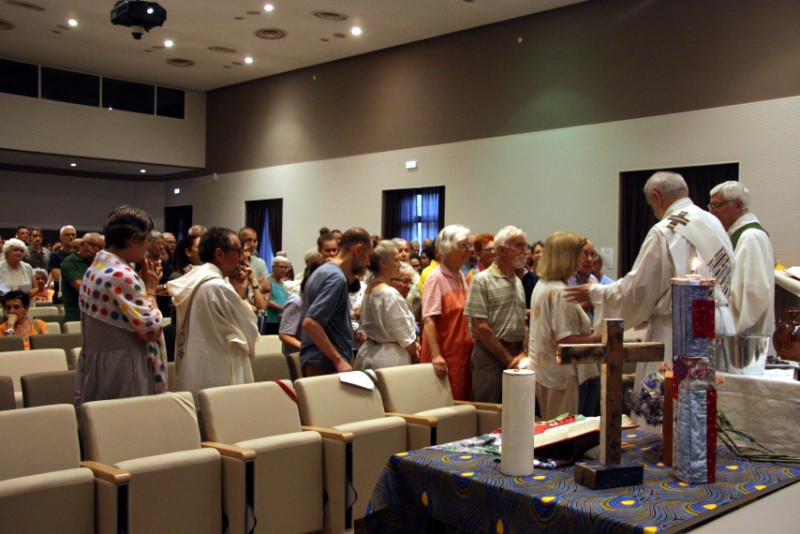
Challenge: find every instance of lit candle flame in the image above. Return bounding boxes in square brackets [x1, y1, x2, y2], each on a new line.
[517, 357, 530, 369]
[691, 257, 700, 275]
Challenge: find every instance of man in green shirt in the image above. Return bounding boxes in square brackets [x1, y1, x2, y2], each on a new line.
[62, 232, 105, 321]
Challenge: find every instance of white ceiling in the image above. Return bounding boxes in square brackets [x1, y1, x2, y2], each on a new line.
[0, 0, 587, 178]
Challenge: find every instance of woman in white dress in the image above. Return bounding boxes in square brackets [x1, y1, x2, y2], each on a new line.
[528, 232, 600, 420]
[354, 240, 420, 370]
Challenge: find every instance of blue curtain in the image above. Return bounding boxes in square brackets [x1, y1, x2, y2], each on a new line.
[397, 193, 417, 242]
[259, 211, 275, 267]
[418, 188, 440, 243]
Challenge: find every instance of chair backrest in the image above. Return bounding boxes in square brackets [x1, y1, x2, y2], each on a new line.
[294, 373, 387, 428]
[286, 351, 302, 381]
[376, 363, 454, 414]
[63, 321, 82, 334]
[69, 347, 81, 369]
[254, 335, 282, 356]
[0, 349, 68, 393]
[251, 352, 292, 382]
[0, 336, 25, 352]
[28, 306, 59, 317]
[22, 370, 77, 407]
[0, 375, 15, 411]
[81, 391, 200, 465]
[199, 381, 302, 443]
[29, 333, 82, 355]
[43, 321, 62, 334]
[0, 404, 81, 480]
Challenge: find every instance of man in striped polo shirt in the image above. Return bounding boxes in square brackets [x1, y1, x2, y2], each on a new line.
[465, 225, 529, 403]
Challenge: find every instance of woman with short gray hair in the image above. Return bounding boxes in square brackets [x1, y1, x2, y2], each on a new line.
[262, 255, 290, 335]
[420, 225, 474, 400]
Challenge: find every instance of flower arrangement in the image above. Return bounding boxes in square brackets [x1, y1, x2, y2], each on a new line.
[624, 370, 665, 425]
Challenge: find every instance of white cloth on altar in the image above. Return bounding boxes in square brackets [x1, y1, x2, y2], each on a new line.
[728, 213, 775, 337]
[168, 262, 259, 398]
[589, 197, 736, 393]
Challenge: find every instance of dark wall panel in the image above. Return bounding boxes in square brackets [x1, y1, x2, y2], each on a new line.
[207, 0, 800, 174]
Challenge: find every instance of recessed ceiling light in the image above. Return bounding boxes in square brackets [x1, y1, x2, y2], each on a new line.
[313, 11, 348, 22]
[264, 3, 274, 12]
[173, 187, 181, 195]
[139, 169, 147, 174]
[350, 26, 362, 36]
[244, 56, 253, 64]
[67, 18, 78, 27]
[254, 28, 287, 40]
[164, 39, 173, 47]
[70, 162, 77, 167]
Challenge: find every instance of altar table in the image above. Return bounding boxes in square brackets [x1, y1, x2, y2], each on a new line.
[365, 430, 800, 533]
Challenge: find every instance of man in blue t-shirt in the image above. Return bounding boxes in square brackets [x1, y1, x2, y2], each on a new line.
[300, 227, 372, 375]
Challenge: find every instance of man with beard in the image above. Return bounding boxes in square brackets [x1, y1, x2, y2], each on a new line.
[300, 227, 372, 375]
[464, 226, 528, 403]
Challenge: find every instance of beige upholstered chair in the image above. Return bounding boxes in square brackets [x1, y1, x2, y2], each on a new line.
[294, 373, 407, 534]
[0, 349, 68, 407]
[254, 335, 282, 355]
[63, 320, 82, 334]
[376, 363, 503, 450]
[69, 347, 82, 369]
[0, 376, 15, 411]
[251, 352, 292, 382]
[28, 305, 60, 317]
[21, 370, 76, 407]
[29, 333, 82, 367]
[0, 404, 95, 533]
[199, 381, 325, 534]
[43, 321, 62, 334]
[80, 392, 222, 534]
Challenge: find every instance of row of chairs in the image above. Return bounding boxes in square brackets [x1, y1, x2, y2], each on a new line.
[0, 363, 501, 534]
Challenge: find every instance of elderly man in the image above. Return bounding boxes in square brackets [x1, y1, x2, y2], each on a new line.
[47, 225, 77, 304]
[709, 181, 775, 337]
[566, 172, 735, 396]
[61, 232, 105, 321]
[301, 227, 372, 375]
[464, 226, 528, 403]
[168, 227, 260, 398]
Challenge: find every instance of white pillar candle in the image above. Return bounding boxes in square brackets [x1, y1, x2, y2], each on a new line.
[500, 368, 536, 476]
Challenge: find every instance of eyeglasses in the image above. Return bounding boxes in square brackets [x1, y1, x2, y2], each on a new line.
[481, 247, 496, 253]
[708, 200, 735, 210]
[225, 247, 244, 256]
[391, 278, 412, 286]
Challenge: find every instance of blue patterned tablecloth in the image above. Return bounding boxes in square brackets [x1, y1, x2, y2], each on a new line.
[365, 430, 800, 533]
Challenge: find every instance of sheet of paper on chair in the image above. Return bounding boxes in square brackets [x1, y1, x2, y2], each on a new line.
[784, 266, 800, 281]
[339, 370, 375, 390]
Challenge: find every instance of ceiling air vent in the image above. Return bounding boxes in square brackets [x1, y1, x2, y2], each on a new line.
[313, 11, 348, 22]
[167, 58, 194, 67]
[0, 19, 14, 30]
[254, 28, 287, 40]
[208, 46, 236, 53]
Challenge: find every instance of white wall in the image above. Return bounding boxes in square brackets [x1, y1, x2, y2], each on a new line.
[0, 90, 205, 167]
[166, 96, 800, 278]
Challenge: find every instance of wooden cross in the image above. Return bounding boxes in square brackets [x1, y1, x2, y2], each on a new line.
[557, 318, 663, 488]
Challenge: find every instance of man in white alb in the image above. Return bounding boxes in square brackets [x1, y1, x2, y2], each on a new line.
[566, 172, 736, 391]
[709, 181, 774, 338]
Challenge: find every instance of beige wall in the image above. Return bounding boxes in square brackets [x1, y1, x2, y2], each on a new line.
[0, 89, 205, 168]
[167, 96, 800, 276]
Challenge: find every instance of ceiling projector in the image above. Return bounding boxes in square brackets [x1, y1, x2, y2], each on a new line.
[111, 0, 167, 40]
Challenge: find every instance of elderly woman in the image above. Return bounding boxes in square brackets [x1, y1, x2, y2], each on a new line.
[0, 238, 34, 294]
[74, 205, 167, 407]
[30, 268, 54, 303]
[527, 232, 600, 420]
[420, 225, 474, 400]
[262, 255, 290, 335]
[1, 290, 48, 349]
[354, 241, 419, 370]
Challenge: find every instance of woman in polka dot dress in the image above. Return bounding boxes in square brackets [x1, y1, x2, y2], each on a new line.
[74, 206, 168, 407]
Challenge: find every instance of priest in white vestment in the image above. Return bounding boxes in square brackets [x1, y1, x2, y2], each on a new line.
[168, 227, 259, 399]
[709, 181, 775, 338]
[566, 172, 736, 398]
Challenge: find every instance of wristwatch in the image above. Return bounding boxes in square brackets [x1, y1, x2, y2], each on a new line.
[3, 328, 14, 335]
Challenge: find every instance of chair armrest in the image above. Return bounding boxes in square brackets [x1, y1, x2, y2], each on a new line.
[302, 425, 355, 442]
[384, 412, 439, 426]
[81, 460, 131, 485]
[454, 400, 502, 411]
[201, 441, 256, 461]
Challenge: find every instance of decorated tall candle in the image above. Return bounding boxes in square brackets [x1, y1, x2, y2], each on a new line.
[500, 368, 536, 476]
